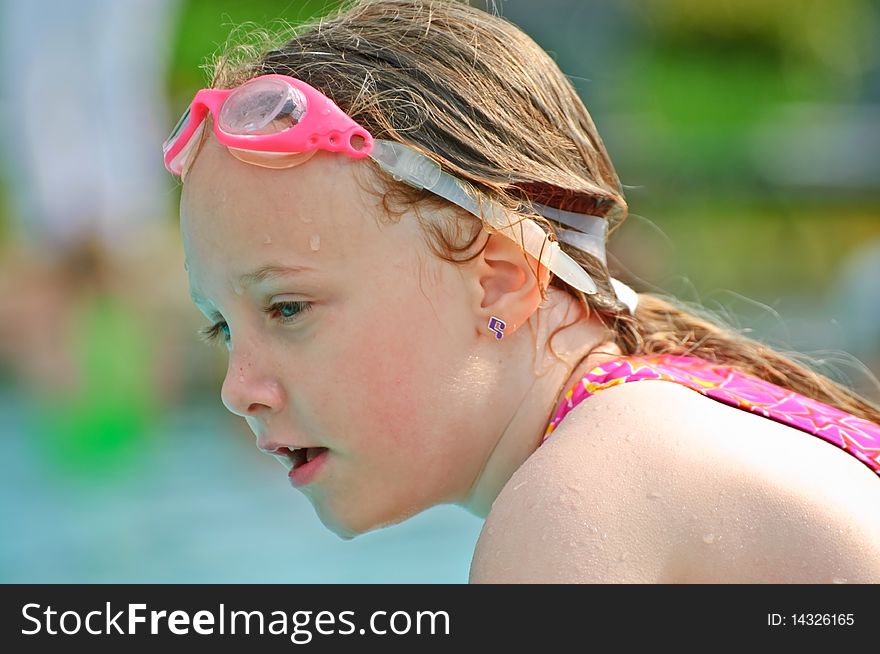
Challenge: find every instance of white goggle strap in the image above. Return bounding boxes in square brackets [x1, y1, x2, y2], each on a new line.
[533, 203, 638, 313]
[531, 202, 608, 266]
[369, 140, 598, 295]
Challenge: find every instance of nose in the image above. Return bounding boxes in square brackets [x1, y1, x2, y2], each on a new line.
[220, 350, 286, 417]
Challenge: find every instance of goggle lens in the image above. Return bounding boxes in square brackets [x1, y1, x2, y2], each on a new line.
[218, 78, 307, 136]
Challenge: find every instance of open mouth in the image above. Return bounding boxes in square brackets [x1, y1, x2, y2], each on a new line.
[287, 446, 330, 487]
[290, 446, 328, 469]
[270, 446, 329, 471]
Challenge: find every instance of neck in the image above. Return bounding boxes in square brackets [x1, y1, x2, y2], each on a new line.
[457, 288, 621, 518]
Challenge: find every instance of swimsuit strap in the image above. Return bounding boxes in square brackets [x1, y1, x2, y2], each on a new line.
[543, 354, 880, 476]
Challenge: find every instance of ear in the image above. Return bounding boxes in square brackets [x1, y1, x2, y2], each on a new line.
[470, 232, 551, 338]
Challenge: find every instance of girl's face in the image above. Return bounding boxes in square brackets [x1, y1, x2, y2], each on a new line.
[180, 136, 501, 537]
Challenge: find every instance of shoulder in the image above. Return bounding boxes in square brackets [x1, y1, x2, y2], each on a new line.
[469, 378, 880, 583]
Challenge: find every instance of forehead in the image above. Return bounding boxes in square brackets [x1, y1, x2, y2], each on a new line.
[179, 135, 423, 291]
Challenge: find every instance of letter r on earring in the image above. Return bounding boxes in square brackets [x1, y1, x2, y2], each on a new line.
[488, 316, 506, 340]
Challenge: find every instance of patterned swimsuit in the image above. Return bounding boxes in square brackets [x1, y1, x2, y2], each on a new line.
[543, 354, 880, 476]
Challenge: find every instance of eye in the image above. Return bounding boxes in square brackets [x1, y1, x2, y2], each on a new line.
[197, 300, 313, 348]
[265, 300, 312, 324]
[198, 321, 230, 347]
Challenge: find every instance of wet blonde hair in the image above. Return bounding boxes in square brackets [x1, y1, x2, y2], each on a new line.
[207, 0, 880, 425]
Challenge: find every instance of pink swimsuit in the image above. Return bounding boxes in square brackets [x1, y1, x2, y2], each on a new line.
[543, 354, 880, 476]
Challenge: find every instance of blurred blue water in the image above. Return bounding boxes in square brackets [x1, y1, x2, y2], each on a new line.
[0, 387, 483, 583]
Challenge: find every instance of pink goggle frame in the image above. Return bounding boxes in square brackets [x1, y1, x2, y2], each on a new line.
[163, 74, 374, 175]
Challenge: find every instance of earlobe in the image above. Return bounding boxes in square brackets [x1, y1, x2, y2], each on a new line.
[475, 233, 549, 338]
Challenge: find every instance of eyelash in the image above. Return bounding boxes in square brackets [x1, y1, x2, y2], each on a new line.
[198, 300, 313, 346]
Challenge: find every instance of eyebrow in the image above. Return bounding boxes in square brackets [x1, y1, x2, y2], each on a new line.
[238, 263, 315, 288]
[189, 264, 314, 304]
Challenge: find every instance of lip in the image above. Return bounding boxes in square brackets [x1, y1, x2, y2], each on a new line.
[288, 448, 329, 487]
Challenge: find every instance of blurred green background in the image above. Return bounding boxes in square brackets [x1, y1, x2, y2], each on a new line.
[0, 0, 877, 582]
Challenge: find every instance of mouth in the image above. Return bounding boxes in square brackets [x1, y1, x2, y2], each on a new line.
[269, 446, 330, 483]
[287, 447, 330, 488]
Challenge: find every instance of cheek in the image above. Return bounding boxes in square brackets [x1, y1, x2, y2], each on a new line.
[330, 280, 470, 453]
[343, 307, 446, 445]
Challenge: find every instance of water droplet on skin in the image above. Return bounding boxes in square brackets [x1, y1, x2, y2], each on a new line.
[486, 526, 495, 536]
[300, 215, 313, 224]
[511, 481, 527, 492]
[832, 577, 848, 584]
[647, 491, 662, 500]
[263, 234, 272, 245]
[702, 533, 716, 544]
[238, 375, 245, 383]
[232, 280, 244, 295]
[625, 434, 634, 442]
[309, 234, 321, 251]
[565, 484, 582, 495]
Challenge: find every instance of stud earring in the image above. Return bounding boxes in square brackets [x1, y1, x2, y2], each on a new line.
[487, 316, 506, 340]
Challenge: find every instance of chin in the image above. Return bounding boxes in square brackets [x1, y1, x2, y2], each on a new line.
[312, 495, 428, 540]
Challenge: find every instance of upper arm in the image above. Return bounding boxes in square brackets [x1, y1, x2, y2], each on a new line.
[468, 462, 671, 583]
[469, 379, 880, 583]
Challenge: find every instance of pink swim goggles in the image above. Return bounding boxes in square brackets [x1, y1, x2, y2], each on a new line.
[163, 74, 605, 295]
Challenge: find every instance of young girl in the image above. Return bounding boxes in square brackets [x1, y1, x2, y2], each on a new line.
[165, 0, 880, 582]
